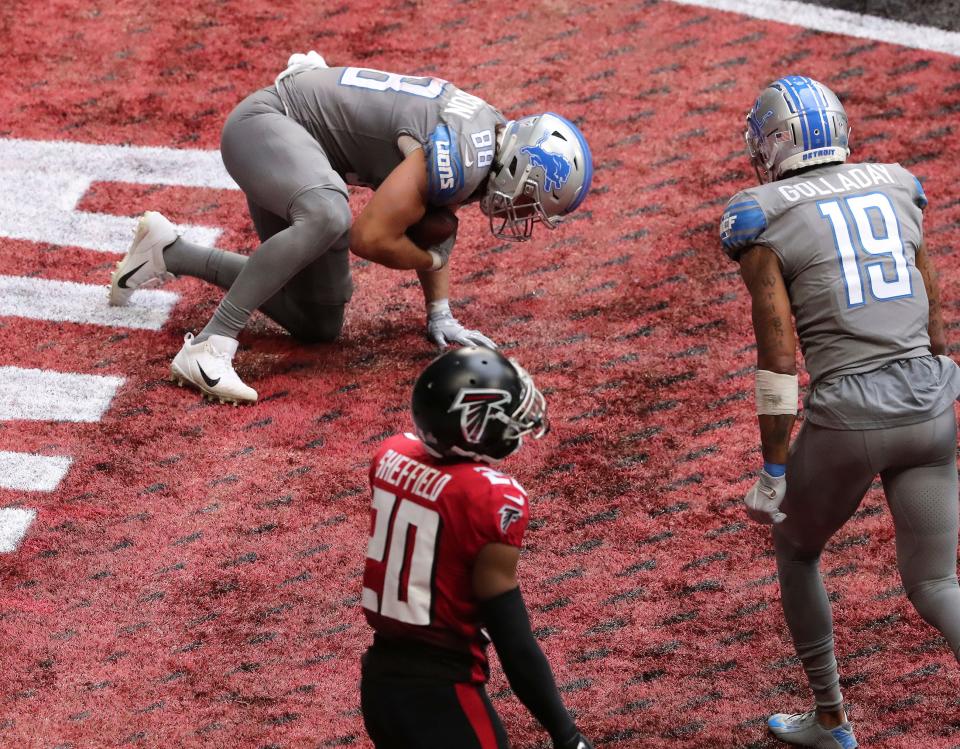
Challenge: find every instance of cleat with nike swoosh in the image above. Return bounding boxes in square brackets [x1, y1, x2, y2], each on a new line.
[109, 211, 178, 306]
[170, 333, 257, 404]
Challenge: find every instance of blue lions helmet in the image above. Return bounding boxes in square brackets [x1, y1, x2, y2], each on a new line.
[480, 112, 592, 241]
[745, 76, 851, 183]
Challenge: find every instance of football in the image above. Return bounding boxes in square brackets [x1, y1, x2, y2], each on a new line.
[406, 207, 459, 249]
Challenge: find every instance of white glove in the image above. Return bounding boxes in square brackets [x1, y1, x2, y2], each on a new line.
[744, 469, 787, 524]
[427, 299, 496, 349]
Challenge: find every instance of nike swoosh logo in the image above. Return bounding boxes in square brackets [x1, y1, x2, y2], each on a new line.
[197, 363, 220, 388]
[117, 261, 148, 289]
[464, 153, 474, 168]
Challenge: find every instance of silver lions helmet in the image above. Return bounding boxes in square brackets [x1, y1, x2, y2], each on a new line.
[480, 112, 592, 241]
[745, 76, 851, 183]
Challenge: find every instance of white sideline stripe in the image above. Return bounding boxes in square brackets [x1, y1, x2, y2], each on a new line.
[0, 138, 235, 253]
[0, 367, 124, 422]
[669, 0, 960, 57]
[0, 275, 178, 331]
[0, 452, 71, 492]
[0, 507, 36, 553]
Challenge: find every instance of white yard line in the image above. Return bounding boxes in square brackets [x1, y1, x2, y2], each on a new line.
[0, 507, 37, 553]
[0, 367, 124, 422]
[670, 0, 960, 57]
[0, 138, 235, 253]
[0, 275, 178, 330]
[0, 451, 72, 492]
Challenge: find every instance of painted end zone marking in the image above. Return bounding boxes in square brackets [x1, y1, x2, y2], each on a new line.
[0, 451, 72, 492]
[0, 137, 235, 253]
[669, 0, 960, 57]
[0, 275, 179, 331]
[0, 367, 124, 422]
[0, 507, 37, 553]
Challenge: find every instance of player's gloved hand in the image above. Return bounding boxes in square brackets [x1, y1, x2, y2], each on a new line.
[554, 732, 594, 749]
[427, 299, 496, 349]
[744, 466, 787, 524]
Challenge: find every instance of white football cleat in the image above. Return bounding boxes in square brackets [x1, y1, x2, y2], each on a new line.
[768, 710, 858, 748]
[170, 333, 258, 404]
[109, 211, 177, 306]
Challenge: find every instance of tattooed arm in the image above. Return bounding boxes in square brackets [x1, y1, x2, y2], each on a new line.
[738, 245, 797, 464]
[915, 243, 947, 356]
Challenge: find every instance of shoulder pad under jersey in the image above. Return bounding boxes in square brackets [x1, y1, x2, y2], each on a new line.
[720, 192, 768, 260]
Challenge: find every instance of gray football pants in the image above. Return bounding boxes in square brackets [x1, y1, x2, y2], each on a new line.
[163, 87, 353, 343]
[774, 406, 960, 710]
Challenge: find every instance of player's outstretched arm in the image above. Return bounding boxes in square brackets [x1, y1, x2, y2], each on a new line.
[475, 544, 592, 749]
[417, 266, 496, 348]
[915, 243, 947, 356]
[738, 245, 798, 524]
[350, 150, 442, 271]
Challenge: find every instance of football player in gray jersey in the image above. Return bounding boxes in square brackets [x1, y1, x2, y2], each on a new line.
[108, 52, 593, 403]
[721, 76, 960, 748]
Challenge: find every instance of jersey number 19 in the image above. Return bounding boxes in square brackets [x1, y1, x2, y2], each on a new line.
[818, 193, 912, 308]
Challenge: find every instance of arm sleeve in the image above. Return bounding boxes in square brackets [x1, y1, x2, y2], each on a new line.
[479, 587, 578, 745]
[719, 191, 769, 261]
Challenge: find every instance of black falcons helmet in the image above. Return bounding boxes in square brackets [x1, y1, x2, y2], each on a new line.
[411, 346, 549, 464]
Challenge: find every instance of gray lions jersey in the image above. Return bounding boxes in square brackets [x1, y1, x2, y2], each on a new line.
[721, 162, 960, 428]
[275, 66, 506, 207]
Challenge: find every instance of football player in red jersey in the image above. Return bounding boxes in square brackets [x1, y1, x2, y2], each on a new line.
[360, 347, 592, 749]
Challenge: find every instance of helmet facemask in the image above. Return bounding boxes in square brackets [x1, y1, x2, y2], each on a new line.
[480, 179, 560, 242]
[499, 360, 549, 443]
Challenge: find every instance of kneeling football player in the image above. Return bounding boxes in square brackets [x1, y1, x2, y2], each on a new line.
[360, 347, 592, 749]
[108, 52, 592, 404]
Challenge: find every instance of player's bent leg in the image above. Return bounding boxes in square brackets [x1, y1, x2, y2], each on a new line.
[195, 186, 351, 343]
[256, 240, 352, 343]
[773, 533, 844, 712]
[881, 407, 960, 662]
[162, 236, 248, 290]
[769, 423, 875, 745]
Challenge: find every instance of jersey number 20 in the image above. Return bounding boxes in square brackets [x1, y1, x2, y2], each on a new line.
[362, 487, 439, 625]
[818, 193, 912, 307]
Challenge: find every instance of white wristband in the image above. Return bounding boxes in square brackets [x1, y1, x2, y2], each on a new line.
[755, 370, 798, 415]
[427, 249, 443, 271]
[427, 298, 451, 317]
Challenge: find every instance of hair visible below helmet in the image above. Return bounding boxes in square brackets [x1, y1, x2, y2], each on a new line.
[480, 112, 592, 241]
[745, 76, 851, 183]
[411, 347, 549, 464]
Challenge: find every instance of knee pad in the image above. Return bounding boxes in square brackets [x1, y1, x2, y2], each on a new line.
[289, 187, 352, 242]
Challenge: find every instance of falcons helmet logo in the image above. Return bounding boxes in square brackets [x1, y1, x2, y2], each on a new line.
[448, 388, 512, 443]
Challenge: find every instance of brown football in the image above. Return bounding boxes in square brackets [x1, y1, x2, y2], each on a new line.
[406, 207, 458, 249]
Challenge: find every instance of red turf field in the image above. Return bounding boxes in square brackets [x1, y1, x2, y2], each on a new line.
[1, 1, 960, 747]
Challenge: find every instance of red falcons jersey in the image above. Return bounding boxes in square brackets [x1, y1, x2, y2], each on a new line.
[362, 433, 529, 683]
